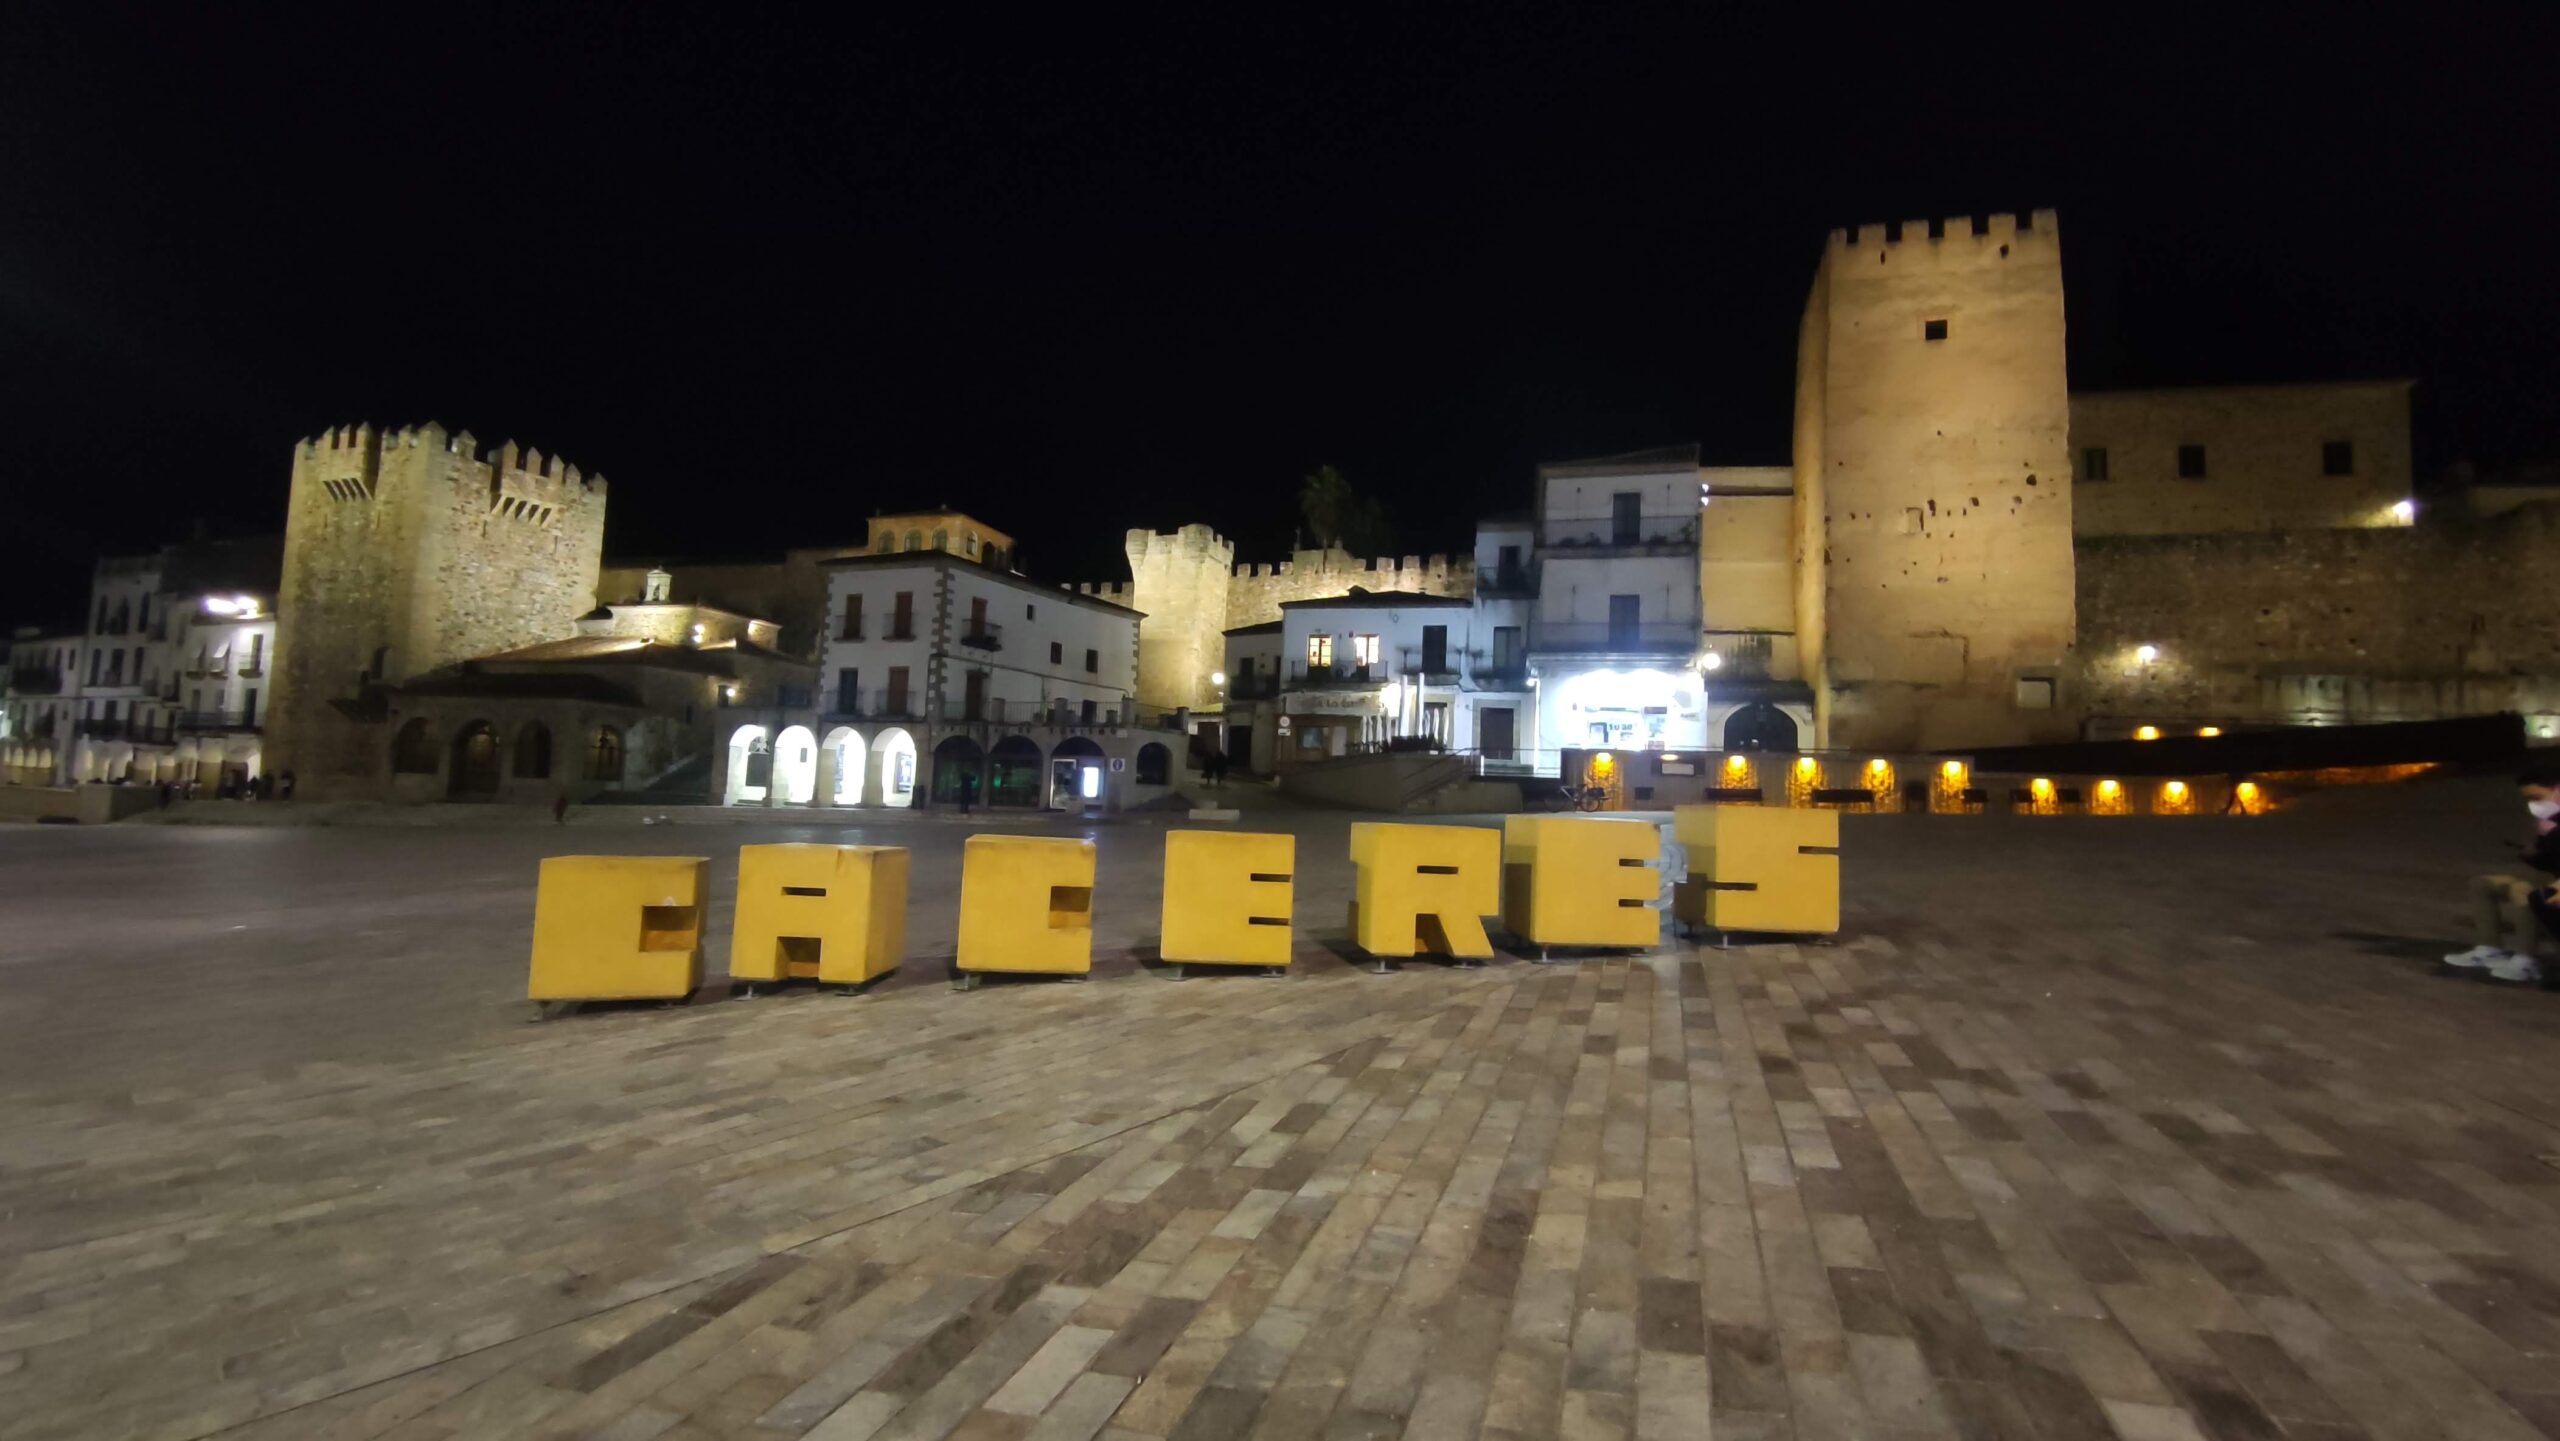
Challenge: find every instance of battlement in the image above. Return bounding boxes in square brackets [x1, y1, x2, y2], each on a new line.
[1231, 550, 1472, 582]
[293, 423, 605, 511]
[1124, 524, 1235, 568]
[1069, 581, 1136, 604]
[1826, 210, 2059, 267]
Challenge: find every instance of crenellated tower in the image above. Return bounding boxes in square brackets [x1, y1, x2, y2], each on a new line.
[1122, 524, 1236, 711]
[1793, 210, 2075, 750]
[267, 422, 608, 797]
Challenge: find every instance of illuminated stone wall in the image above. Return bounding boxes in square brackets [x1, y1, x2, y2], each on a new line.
[2077, 503, 2560, 729]
[1794, 212, 2078, 751]
[2071, 381, 2415, 537]
[1090, 529, 1474, 713]
[269, 423, 605, 798]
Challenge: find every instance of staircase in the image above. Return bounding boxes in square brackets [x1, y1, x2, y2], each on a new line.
[589, 751, 712, 806]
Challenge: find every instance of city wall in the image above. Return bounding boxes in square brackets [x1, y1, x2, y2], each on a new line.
[2075, 503, 2560, 728]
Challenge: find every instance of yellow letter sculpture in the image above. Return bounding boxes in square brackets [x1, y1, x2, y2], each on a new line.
[730, 843, 909, 991]
[1502, 815, 1659, 953]
[955, 834, 1096, 987]
[1161, 829, 1294, 974]
[1348, 822, 1501, 967]
[1672, 804, 1839, 936]
[528, 855, 709, 1005]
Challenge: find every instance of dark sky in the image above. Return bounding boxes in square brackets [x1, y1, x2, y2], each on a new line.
[4, 9, 2556, 629]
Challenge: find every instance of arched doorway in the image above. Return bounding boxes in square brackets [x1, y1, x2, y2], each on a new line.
[449, 721, 501, 797]
[1049, 736, 1105, 810]
[987, 735, 1043, 807]
[1723, 702, 1799, 753]
[873, 727, 918, 807]
[724, 725, 770, 806]
[772, 725, 818, 805]
[513, 721, 552, 781]
[821, 726, 867, 806]
[931, 735, 985, 805]
[1135, 741, 1172, 785]
[585, 725, 626, 785]
[392, 717, 436, 775]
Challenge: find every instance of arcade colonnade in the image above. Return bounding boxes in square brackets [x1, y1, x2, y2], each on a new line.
[720, 721, 1172, 810]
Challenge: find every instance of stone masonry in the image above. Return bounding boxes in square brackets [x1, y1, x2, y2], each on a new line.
[268, 422, 605, 799]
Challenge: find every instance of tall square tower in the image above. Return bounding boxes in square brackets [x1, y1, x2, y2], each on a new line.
[1792, 211, 2076, 749]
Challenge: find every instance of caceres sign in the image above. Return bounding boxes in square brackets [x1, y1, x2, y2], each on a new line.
[523, 808, 1840, 1006]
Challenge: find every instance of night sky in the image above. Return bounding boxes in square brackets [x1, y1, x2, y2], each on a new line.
[3, 11, 2555, 630]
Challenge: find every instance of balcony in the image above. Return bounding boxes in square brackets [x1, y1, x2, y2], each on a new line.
[236, 663, 263, 679]
[1470, 663, 1530, 689]
[1227, 672, 1281, 701]
[1528, 621, 1696, 656]
[939, 697, 1127, 727]
[175, 710, 260, 733]
[7, 670, 62, 696]
[959, 621, 1003, 652]
[822, 688, 918, 721]
[883, 623, 917, 641]
[1478, 566, 1536, 598]
[1288, 663, 1388, 689]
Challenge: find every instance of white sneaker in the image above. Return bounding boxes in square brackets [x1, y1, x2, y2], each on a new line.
[2444, 945, 2501, 969]
[2488, 953, 2543, 985]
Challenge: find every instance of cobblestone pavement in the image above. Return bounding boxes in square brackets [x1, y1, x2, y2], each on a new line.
[4, 780, 2559, 1440]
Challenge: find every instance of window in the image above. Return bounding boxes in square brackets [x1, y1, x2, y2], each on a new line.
[1612, 492, 1640, 545]
[885, 665, 910, 714]
[586, 726, 625, 782]
[1609, 594, 1640, 646]
[1307, 634, 1334, 669]
[241, 687, 258, 727]
[965, 533, 980, 557]
[1025, 603, 1035, 620]
[244, 634, 265, 673]
[1135, 742, 1171, 785]
[2079, 447, 2109, 482]
[1492, 626, 1523, 670]
[840, 594, 863, 639]
[889, 591, 914, 639]
[835, 667, 859, 714]
[514, 721, 552, 779]
[1080, 698, 1098, 724]
[904, 529, 922, 551]
[1350, 633, 1382, 671]
[1923, 318, 1949, 341]
[2322, 440, 2354, 476]
[1084, 648, 1099, 674]
[2177, 444, 2208, 479]
[1050, 641, 1063, 664]
[391, 718, 436, 774]
[1421, 625, 1447, 674]
[874, 532, 894, 553]
[932, 528, 949, 552]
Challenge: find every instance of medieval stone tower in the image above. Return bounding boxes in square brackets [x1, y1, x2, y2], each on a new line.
[268, 422, 607, 798]
[1123, 524, 1236, 712]
[1792, 210, 2076, 750]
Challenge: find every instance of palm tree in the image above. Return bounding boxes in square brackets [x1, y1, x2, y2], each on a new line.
[1299, 465, 1355, 550]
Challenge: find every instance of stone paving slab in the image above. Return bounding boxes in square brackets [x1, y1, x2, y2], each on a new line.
[5, 782, 2560, 1439]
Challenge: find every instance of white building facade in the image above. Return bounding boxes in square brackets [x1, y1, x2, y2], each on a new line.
[713, 515, 1192, 812]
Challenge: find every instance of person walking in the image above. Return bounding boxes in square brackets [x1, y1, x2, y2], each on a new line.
[959, 769, 978, 816]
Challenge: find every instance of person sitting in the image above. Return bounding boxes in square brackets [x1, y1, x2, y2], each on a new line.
[2444, 766, 2560, 984]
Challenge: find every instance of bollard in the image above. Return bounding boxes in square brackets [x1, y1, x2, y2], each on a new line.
[1160, 829, 1294, 975]
[528, 855, 709, 1004]
[1671, 804, 1839, 936]
[954, 834, 1096, 986]
[1501, 815, 1660, 954]
[1348, 822, 1501, 967]
[729, 843, 908, 990]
